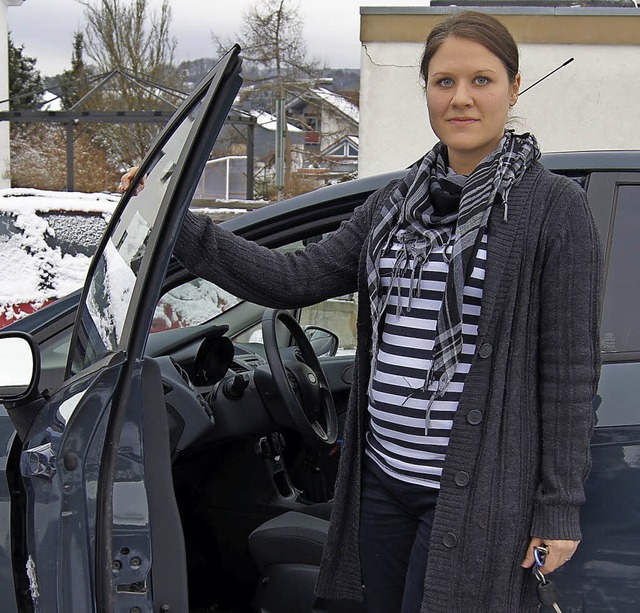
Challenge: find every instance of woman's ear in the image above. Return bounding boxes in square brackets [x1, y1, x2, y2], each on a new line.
[510, 73, 521, 106]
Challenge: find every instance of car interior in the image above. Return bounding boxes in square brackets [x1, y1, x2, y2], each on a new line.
[28, 224, 363, 613]
[150, 277, 351, 612]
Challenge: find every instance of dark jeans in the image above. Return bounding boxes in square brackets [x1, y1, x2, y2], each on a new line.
[359, 456, 439, 613]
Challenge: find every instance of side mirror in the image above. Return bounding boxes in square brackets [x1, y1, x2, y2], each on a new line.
[0, 331, 41, 402]
[304, 326, 339, 357]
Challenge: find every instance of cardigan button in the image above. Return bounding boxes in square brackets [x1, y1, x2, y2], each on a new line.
[467, 410, 483, 425]
[443, 532, 458, 548]
[454, 471, 470, 487]
[478, 343, 493, 359]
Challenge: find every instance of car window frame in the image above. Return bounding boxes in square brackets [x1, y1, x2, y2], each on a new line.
[587, 171, 640, 364]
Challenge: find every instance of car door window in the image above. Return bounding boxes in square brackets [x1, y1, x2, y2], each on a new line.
[69, 92, 210, 375]
[300, 294, 357, 354]
[600, 184, 640, 354]
[594, 181, 640, 429]
[228, 293, 358, 353]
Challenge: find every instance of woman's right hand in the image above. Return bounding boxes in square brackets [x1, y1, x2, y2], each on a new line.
[118, 166, 144, 195]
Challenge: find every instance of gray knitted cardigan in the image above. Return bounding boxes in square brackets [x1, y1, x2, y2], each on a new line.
[175, 162, 602, 612]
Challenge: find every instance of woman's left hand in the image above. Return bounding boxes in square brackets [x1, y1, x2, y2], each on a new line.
[521, 537, 579, 574]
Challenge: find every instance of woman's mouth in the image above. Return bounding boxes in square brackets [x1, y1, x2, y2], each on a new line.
[447, 117, 478, 126]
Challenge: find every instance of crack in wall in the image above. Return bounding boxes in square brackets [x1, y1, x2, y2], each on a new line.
[362, 44, 416, 69]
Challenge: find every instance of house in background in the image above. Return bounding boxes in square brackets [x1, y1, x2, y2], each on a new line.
[286, 86, 360, 181]
[207, 105, 305, 198]
[358, 1, 640, 176]
[300, 134, 359, 183]
[198, 80, 361, 197]
[250, 109, 305, 168]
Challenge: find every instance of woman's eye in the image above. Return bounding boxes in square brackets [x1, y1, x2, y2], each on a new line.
[475, 76, 490, 85]
[437, 77, 454, 87]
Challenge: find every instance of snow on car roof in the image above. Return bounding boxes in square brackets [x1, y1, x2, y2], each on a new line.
[0, 188, 119, 215]
[0, 188, 120, 325]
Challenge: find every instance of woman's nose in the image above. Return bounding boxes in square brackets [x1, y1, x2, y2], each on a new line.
[450, 84, 473, 107]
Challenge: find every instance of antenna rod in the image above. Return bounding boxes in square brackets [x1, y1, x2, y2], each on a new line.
[519, 58, 574, 96]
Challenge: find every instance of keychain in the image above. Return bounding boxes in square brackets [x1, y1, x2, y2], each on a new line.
[532, 546, 563, 612]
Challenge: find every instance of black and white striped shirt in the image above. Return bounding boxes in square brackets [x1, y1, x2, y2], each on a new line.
[365, 233, 488, 488]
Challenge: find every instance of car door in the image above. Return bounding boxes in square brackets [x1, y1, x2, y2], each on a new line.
[552, 170, 640, 611]
[5, 47, 242, 613]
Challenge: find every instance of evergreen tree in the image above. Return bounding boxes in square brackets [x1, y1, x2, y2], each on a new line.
[8, 34, 44, 110]
[58, 32, 91, 109]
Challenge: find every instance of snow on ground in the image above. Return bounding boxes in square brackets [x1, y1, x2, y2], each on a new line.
[196, 206, 249, 215]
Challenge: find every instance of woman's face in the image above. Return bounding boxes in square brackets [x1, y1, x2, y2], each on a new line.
[426, 36, 520, 175]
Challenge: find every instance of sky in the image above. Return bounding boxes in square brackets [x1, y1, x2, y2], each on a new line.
[8, 0, 432, 78]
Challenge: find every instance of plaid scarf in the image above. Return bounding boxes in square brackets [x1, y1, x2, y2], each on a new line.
[367, 131, 540, 408]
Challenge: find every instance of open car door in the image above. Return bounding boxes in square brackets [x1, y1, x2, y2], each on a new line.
[3, 47, 242, 612]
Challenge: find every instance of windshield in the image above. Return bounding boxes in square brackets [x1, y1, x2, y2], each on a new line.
[151, 239, 309, 333]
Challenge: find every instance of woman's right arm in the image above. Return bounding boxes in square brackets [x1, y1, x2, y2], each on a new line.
[173, 182, 396, 309]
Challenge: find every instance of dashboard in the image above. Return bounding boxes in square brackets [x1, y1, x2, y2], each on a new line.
[152, 324, 277, 459]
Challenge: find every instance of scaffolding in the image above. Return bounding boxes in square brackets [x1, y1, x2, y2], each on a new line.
[0, 68, 257, 197]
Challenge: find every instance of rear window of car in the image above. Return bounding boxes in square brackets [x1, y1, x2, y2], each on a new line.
[40, 212, 109, 257]
[0, 212, 20, 242]
[0, 210, 109, 256]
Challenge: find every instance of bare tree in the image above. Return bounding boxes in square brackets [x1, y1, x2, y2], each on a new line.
[77, 0, 183, 166]
[235, 0, 317, 91]
[80, 0, 176, 77]
[218, 0, 320, 198]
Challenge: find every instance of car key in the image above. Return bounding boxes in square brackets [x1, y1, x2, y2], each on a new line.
[532, 546, 563, 612]
[536, 577, 562, 612]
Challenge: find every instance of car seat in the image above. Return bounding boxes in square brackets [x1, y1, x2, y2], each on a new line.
[248, 503, 363, 613]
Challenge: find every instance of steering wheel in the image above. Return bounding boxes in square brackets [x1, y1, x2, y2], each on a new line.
[261, 309, 338, 446]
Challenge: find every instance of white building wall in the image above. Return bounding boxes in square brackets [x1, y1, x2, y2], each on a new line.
[359, 42, 428, 176]
[359, 24, 640, 177]
[0, 1, 11, 188]
[0, 1, 25, 188]
[516, 43, 640, 153]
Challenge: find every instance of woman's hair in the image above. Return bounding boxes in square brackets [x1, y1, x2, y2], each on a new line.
[419, 10, 519, 85]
